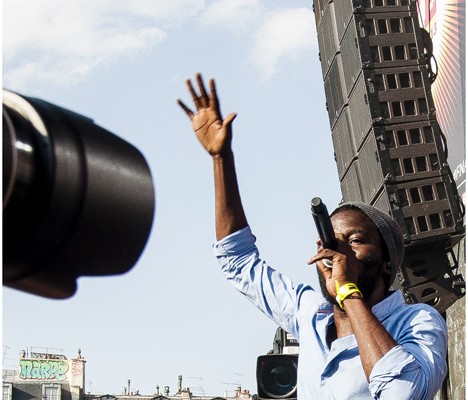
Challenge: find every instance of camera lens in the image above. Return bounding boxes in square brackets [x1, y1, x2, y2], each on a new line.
[257, 355, 298, 399]
[3, 90, 155, 298]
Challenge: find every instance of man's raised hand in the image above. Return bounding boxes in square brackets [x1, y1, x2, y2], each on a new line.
[177, 73, 237, 156]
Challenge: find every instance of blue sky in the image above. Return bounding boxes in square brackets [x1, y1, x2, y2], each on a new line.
[3, 0, 343, 396]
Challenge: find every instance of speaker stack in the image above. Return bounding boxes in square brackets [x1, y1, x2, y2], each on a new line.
[313, 0, 465, 312]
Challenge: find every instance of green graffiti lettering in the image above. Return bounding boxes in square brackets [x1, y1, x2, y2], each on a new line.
[18, 360, 69, 381]
[56, 362, 68, 381]
[48, 361, 59, 379]
[31, 361, 41, 379]
[40, 360, 51, 379]
[19, 360, 33, 379]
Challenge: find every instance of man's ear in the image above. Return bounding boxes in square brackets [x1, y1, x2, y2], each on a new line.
[383, 261, 392, 274]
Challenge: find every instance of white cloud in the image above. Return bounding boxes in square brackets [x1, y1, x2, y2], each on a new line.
[3, 1, 318, 88]
[3, 0, 204, 89]
[201, 0, 260, 30]
[249, 8, 317, 79]
[5, 58, 101, 88]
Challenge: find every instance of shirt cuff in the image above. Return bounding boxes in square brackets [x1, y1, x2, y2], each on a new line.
[212, 226, 255, 256]
[369, 345, 418, 393]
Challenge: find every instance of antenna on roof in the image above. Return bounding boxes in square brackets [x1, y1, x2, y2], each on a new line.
[187, 375, 205, 396]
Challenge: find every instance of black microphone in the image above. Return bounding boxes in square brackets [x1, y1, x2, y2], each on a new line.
[311, 198, 337, 267]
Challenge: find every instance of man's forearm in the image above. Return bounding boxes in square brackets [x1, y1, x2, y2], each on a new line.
[213, 151, 248, 240]
[342, 297, 397, 381]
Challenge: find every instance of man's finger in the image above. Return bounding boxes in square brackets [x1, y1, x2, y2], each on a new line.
[209, 79, 222, 117]
[186, 79, 201, 109]
[177, 99, 194, 119]
[196, 73, 209, 108]
[224, 112, 237, 127]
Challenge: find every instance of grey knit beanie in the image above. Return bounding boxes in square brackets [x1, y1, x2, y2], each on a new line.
[332, 202, 405, 285]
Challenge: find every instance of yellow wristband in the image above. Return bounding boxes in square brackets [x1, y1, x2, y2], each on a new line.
[335, 282, 362, 309]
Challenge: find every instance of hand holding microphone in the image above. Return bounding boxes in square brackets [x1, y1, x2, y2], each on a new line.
[311, 197, 337, 267]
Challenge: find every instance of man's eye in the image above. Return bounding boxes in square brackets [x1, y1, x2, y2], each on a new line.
[350, 238, 365, 244]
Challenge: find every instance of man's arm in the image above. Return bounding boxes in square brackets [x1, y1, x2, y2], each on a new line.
[309, 244, 443, 394]
[177, 73, 247, 240]
[340, 296, 397, 380]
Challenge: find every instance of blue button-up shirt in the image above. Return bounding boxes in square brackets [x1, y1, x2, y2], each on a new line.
[213, 226, 448, 399]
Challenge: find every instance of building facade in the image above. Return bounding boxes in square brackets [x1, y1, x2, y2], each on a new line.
[3, 350, 86, 400]
[3, 352, 252, 400]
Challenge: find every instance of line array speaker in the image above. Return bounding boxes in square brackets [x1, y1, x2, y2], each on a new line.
[313, 0, 464, 311]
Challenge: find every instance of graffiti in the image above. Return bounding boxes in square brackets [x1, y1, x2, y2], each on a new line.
[19, 359, 69, 381]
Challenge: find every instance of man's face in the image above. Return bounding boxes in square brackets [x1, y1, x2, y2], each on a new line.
[317, 208, 388, 305]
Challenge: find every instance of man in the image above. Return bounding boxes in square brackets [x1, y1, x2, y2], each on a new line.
[178, 73, 448, 399]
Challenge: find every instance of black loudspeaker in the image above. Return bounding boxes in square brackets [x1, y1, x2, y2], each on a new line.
[313, 0, 465, 311]
[396, 239, 465, 311]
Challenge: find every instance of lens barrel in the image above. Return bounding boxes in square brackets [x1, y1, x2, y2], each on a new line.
[256, 354, 298, 399]
[3, 90, 155, 298]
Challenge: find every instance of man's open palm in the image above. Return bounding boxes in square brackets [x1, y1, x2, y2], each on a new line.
[177, 73, 236, 156]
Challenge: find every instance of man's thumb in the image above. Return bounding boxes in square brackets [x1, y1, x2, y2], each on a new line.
[224, 112, 237, 126]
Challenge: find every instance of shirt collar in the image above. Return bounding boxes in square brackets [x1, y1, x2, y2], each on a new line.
[316, 290, 405, 319]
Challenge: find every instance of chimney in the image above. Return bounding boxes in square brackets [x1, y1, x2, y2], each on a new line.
[178, 375, 183, 393]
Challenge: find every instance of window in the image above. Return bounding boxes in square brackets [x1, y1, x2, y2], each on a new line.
[2, 384, 12, 400]
[99, 396, 117, 400]
[42, 384, 61, 400]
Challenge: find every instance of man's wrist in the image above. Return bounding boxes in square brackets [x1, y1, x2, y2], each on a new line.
[342, 293, 364, 307]
[335, 282, 363, 309]
[212, 148, 233, 160]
